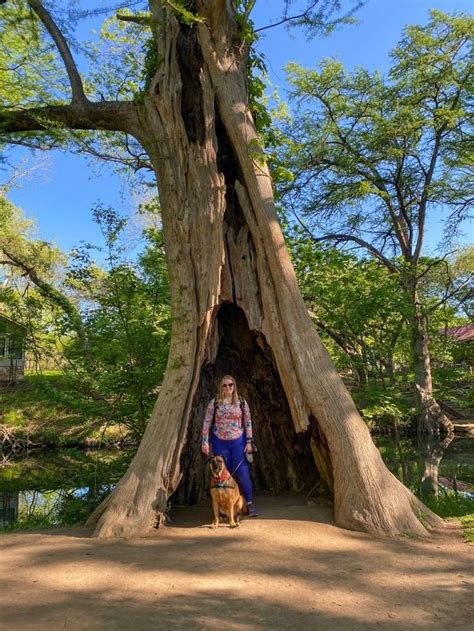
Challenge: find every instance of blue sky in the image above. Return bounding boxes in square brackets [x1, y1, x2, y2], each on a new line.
[4, 0, 473, 254]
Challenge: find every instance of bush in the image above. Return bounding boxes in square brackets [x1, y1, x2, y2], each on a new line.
[352, 383, 416, 430]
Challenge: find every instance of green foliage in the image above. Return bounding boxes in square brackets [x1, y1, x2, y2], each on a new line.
[1, 199, 171, 443]
[288, 227, 411, 380]
[88, 10, 149, 101]
[58, 205, 171, 441]
[0, 196, 64, 275]
[0, 373, 123, 446]
[0, 0, 64, 108]
[352, 384, 415, 429]
[283, 10, 473, 249]
[279, 11, 473, 424]
[422, 489, 474, 519]
[286, 224, 472, 427]
[0, 448, 132, 530]
[163, 0, 205, 26]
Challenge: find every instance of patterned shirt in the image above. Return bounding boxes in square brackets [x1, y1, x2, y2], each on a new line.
[202, 398, 253, 449]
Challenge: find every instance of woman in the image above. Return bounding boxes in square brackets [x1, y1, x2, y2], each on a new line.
[202, 375, 258, 517]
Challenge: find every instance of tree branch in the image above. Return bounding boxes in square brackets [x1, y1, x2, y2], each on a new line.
[28, 0, 87, 104]
[0, 246, 91, 356]
[254, 0, 321, 33]
[317, 92, 412, 257]
[310, 314, 360, 356]
[0, 101, 136, 135]
[413, 73, 469, 262]
[428, 273, 474, 313]
[413, 129, 443, 263]
[116, 13, 151, 25]
[309, 232, 400, 273]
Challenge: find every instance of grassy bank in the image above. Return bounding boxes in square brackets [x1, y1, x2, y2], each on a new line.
[0, 372, 129, 448]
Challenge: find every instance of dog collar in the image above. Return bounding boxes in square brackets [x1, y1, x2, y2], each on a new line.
[211, 471, 236, 489]
[211, 472, 230, 484]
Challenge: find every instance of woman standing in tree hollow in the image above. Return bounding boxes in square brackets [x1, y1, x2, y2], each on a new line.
[202, 375, 258, 517]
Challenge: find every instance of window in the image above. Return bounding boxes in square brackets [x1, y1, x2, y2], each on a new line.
[7, 335, 24, 360]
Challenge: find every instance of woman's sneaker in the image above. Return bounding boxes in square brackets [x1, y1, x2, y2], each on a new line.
[247, 502, 258, 517]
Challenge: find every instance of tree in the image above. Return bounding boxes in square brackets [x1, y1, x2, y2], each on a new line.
[0, 1, 442, 537]
[288, 228, 410, 385]
[281, 10, 472, 434]
[1, 196, 171, 440]
[63, 205, 171, 441]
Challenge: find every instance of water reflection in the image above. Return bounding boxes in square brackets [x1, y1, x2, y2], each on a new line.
[419, 434, 454, 497]
[375, 434, 474, 499]
[0, 448, 134, 530]
[0, 437, 472, 530]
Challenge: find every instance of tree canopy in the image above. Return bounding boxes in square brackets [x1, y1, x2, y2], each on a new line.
[280, 10, 472, 432]
[283, 10, 473, 265]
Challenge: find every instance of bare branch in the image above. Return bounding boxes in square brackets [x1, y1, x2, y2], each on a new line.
[254, 1, 321, 33]
[27, 0, 87, 104]
[310, 232, 400, 273]
[415, 252, 455, 282]
[428, 273, 474, 313]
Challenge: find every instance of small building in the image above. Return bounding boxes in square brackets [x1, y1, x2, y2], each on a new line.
[439, 323, 474, 372]
[441, 324, 474, 343]
[0, 314, 26, 383]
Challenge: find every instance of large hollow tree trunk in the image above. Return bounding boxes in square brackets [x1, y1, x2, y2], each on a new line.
[88, 2, 443, 538]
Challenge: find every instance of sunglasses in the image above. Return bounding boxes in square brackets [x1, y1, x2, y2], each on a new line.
[223, 383, 234, 387]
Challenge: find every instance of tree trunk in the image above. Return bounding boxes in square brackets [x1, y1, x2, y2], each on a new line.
[419, 434, 453, 497]
[411, 289, 454, 435]
[87, 3, 442, 538]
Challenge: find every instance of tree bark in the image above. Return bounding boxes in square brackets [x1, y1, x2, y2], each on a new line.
[410, 289, 454, 435]
[86, 4, 443, 538]
[419, 434, 453, 497]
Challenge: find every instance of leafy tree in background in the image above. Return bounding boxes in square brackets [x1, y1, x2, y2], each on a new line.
[0, 1, 445, 538]
[282, 10, 473, 434]
[289, 228, 411, 386]
[63, 205, 171, 441]
[289, 229, 473, 425]
[1, 196, 171, 440]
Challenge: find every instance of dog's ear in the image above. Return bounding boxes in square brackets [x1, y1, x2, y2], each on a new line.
[206, 456, 214, 464]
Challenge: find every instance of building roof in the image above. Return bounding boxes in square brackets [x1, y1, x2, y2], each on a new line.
[0, 313, 27, 331]
[440, 324, 474, 342]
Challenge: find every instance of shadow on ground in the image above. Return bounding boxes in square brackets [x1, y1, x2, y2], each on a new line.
[0, 494, 472, 630]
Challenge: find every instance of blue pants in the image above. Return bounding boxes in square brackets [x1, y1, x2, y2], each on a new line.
[211, 433, 253, 503]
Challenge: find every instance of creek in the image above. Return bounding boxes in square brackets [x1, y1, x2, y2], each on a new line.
[1, 435, 473, 530]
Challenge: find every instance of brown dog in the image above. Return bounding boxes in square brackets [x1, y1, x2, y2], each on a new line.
[208, 455, 247, 528]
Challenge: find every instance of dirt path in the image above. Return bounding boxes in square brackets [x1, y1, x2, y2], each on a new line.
[0, 495, 472, 630]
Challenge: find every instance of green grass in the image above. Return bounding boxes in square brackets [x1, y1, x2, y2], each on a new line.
[458, 515, 474, 543]
[421, 489, 474, 518]
[0, 372, 129, 447]
[420, 489, 474, 544]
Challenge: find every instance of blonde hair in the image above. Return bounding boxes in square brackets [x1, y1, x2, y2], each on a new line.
[217, 374, 239, 404]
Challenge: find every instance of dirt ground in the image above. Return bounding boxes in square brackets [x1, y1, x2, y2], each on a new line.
[0, 494, 472, 630]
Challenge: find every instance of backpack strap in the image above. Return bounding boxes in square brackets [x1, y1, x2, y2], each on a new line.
[211, 398, 218, 426]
